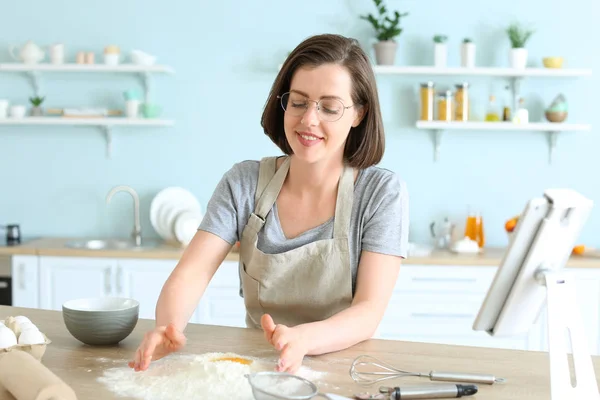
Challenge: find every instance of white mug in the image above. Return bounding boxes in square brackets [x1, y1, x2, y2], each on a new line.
[0, 100, 8, 119]
[104, 53, 120, 66]
[125, 100, 140, 118]
[10, 105, 26, 118]
[49, 43, 65, 64]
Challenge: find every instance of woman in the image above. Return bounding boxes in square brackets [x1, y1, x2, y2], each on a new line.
[129, 33, 409, 374]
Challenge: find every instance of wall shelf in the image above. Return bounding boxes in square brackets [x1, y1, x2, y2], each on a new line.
[0, 63, 174, 100]
[0, 62, 175, 158]
[372, 66, 592, 78]
[0, 117, 174, 158]
[416, 121, 592, 164]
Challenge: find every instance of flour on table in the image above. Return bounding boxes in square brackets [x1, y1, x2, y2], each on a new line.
[96, 352, 328, 400]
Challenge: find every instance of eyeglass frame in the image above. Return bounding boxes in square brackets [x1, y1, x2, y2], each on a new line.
[276, 91, 356, 122]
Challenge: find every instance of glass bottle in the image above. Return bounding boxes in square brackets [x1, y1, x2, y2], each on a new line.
[436, 90, 453, 121]
[512, 98, 529, 124]
[454, 83, 470, 121]
[420, 82, 435, 121]
[485, 95, 500, 122]
[502, 85, 511, 121]
[464, 208, 485, 248]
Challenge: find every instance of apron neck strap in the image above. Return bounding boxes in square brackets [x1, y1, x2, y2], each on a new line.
[332, 164, 354, 239]
[254, 156, 290, 220]
[253, 156, 355, 239]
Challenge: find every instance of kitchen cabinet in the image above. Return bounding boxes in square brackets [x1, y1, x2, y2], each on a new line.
[39, 256, 118, 310]
[10, 255, 600, 355]
[11, 255, 39, 309]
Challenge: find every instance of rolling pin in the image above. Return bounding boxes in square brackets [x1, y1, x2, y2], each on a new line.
[0, 351, 77, 400]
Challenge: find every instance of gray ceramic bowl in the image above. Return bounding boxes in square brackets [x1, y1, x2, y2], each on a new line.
[62, 297, 139, 345]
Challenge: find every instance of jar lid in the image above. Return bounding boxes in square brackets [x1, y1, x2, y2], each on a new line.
[455, 82, 470, 88]
[421, 82, 435, 87]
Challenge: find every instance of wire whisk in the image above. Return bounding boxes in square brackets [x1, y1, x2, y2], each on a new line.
[349, 355, 505, 387]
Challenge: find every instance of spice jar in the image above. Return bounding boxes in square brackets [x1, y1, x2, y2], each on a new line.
[436, 90, 453, 121]
[419, 82, 435, 121]
[454, 83, 470, 121]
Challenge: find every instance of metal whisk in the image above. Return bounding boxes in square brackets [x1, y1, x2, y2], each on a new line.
[349, 355, 505, 387]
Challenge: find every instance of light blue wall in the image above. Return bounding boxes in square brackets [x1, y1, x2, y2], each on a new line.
[0, 0, 598, 248]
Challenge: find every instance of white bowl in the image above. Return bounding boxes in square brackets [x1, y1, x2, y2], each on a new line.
[130, 50, 156, 66]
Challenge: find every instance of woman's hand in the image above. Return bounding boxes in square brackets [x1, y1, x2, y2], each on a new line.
[128, 323, 187, 371]
[261, 314, 308, 374]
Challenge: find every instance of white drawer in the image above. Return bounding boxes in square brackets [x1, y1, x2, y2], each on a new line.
[396, 265, 496, 294]
[383, 293, 486, 323]
[378, 332, 532, 351]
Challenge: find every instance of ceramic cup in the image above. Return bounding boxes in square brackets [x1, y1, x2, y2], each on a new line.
[125, 100, 140, 118]
[141, 103, 161, 118]
[104, 53, 120, 66]
[0, 100, 9, 119]
[9, 105, 26, 119]
[49, 43, 65, 64]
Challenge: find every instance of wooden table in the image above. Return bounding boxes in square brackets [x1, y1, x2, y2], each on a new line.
[1, 306, 599, 399]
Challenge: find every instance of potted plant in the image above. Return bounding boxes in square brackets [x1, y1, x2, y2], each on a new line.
[360, 0, 409, 65]
[461, 38, 476, 68]
[433, 35, 448, 68]
[507, 22, 534, 69]
[29, 96, 45, 116]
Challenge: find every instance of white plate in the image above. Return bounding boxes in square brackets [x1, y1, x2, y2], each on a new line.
[173, 210, 203, 246]
[150, 187, 201, 242]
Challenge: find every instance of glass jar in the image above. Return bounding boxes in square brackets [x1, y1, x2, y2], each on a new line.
[454, 83, 470, 121]
[419, 82, 435, 121]
[436, 90, 453, 121]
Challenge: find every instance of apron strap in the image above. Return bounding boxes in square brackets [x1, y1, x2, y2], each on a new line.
[255, 156, 278, 205]
[251, 156, 290, 225]
[332, 165, 355, 239]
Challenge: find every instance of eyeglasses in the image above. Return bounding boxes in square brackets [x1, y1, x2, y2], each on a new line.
[277, 92, 355, 122]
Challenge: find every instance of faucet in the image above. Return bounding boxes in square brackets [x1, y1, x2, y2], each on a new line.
[106, 185, 142, 246]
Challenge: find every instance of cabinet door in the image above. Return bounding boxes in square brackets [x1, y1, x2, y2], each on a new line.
[117, 259, 176, 321]
[39, 256, 117, 311]
[11, 255, 39, 308]
[195, 261, 246, 328]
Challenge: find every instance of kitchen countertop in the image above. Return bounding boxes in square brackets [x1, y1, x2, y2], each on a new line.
[1, 305, 599, 400]
[1, 237, 599, 268]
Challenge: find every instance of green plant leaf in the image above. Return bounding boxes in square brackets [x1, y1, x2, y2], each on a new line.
[361, 0, 408, 42]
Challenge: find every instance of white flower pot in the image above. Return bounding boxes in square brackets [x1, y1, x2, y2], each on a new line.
[373, 41, 397, 65]
[461, 43, 476, 68]
[434, 43, 447, 68]
[510, 48, 528, 69]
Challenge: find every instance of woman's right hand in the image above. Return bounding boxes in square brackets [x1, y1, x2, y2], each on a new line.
[128, 323, 187, 371]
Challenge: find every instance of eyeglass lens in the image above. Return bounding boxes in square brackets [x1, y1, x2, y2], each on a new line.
[280, 92, 345, 121]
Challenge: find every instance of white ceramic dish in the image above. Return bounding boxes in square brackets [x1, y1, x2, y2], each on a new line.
[173, 210, 203, 246]
[150, 187, 202, 242]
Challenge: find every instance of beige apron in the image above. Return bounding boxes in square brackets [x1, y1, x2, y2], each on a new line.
[239, 156, 354, 328]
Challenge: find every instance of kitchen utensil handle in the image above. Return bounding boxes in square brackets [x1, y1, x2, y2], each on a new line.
[430, 371, 503, 384]
[314, 393, 353, 400]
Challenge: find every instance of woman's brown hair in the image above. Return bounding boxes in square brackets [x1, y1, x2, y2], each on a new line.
[260, 33, 385, 169]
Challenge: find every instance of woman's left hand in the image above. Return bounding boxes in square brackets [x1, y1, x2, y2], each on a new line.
[261, 314, 308, 373]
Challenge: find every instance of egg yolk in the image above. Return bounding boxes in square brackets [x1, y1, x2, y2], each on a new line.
[212, 356, 253, 365]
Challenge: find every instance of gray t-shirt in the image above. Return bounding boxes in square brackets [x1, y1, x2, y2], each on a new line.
[198, 159, 409, 294]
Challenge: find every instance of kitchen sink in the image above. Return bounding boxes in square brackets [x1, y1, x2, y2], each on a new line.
[65, 238, 162, 250]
